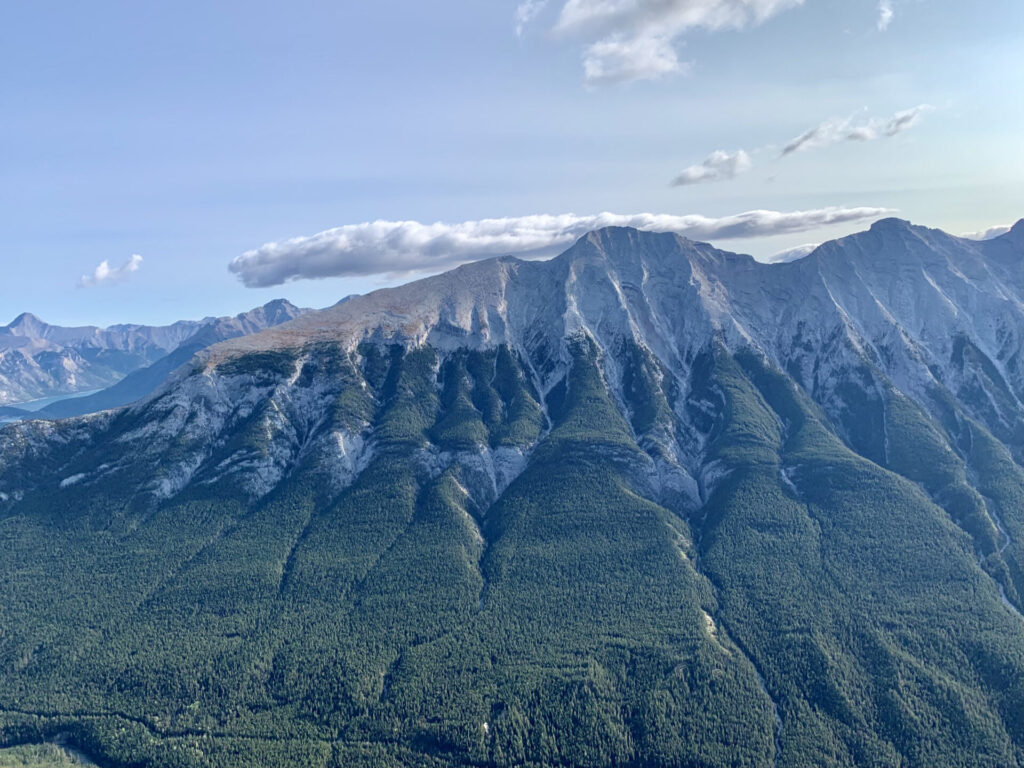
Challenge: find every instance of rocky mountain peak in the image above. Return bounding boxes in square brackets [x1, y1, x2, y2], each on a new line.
[250, 298, 301, 322]
[4, 312, 47, 335]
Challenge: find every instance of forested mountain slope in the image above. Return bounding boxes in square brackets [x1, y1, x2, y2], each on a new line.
[0, 220, 1021, 768]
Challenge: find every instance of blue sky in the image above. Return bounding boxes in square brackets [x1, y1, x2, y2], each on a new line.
[1, 0, 1020, 326]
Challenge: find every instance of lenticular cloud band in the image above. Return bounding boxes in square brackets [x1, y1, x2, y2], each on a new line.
[229, 206, 894, 287]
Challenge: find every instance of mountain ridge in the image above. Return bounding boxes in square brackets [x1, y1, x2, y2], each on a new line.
[187, 220, 1021, 457]
[0, 299, 309, 409]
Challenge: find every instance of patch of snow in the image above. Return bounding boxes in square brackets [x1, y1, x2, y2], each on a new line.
[59, 473, 86, 488]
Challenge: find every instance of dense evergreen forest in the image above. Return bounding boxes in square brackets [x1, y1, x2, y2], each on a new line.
[0, 335, 1021, 768]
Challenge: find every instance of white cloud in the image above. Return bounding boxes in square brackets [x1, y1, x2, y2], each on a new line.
[844, 125, 876, 142]
[77, 254, 143, 288]
[554, 0, 804, 36]
[229, 206, 895, 287]
[583, 34, 686, 85]
[877, 0, 893, 30]
[781, 104, 930, 156]
[540, 0, 805, 85]
[764, 242, 819, 263]
[515, 0, 548, 36]
[671, 149, 752, 186]
[882, 104, 929, 136]
[960, 225, 1011, 241]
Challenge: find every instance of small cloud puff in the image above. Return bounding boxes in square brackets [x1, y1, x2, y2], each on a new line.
[514, 0, 548, 36]
[78, 254, 143, 288]
[671, 150, 752, 186]
[583, 34, 686, 85]
[877, 0, 893, 30]
[229, 206, 895, 287]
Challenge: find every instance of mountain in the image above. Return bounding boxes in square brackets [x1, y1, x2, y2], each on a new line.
[0, 299, 308, 411]
[0, 220, 1021, 768]
[0, 314, 204, 405]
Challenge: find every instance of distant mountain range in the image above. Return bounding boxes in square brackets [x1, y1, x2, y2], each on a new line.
[0, 299, 308, 419]
[0, 219, 1021, 768]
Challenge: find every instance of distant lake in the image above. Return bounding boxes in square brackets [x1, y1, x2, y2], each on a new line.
[14, 389, 104, 412]
[0, 389, 103, 424]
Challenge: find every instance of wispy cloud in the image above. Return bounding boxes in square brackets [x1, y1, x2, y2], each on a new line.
[526, 0, 805, 85]
[781, 104, 931, 156]
[764, 242, 819, 263]
[515, 0, 548, 36]
[881, 105, 928, 136]
[229, 206, 894, 287]
[877, 0, 893, 30]
[78, 254, 143, 288]
[781, 117, 849, 155]
[675, 104, 929, 185]
[960, 225, 1011, 241]
[671, 150, 752, 186]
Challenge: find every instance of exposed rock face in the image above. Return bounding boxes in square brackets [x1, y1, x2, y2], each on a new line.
[204, 219, 1023, 457]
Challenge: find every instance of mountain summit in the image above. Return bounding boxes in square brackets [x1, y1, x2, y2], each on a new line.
[0, 221, 1021, 768]
[4, 312, 48, 335]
